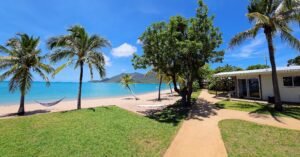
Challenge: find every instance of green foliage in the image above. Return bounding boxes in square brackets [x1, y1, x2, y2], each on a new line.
[209, 64, 243, 91]
[48, 25, 110, 80]
[287, 56, 300, 66]
[0, 106, 180, 157]
[120, 74, 134, 88]
[246, 64, 269, 70]
[216, 100, 300, 119]
[214, 64, 243, 73]
[230, 0, 300, 50]
[219, 120, 300, 157]
[133, 0, 223, 105]
[0, 34, 53, 95]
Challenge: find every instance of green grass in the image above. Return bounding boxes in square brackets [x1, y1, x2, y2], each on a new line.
[192, 89, 201, 99]
[219, 119, 300, 157]
[215, 100, 300, 119]
[0, 106, 181, 157]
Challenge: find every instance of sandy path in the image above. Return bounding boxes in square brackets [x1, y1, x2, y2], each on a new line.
[164, 89, 300, 157]
[0, 90, 180, 118]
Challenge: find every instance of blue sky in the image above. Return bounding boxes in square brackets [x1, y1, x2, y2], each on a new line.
[0, 0, 299, 82]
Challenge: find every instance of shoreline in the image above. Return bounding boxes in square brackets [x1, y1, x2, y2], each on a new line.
[0, 90, 180, 118]
[0, 89, 168, 106]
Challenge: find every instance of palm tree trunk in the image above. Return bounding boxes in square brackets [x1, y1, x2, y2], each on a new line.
[158, 76, 163, 101]
[18, 94, 25, 115]
[264, 29, 283, 111]
[77, 61, 84, 110]
[128, 86, 139, 100]
[169, 83, 173, 94]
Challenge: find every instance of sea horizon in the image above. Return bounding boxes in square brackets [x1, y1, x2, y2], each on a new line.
[0, 82, 168, 106]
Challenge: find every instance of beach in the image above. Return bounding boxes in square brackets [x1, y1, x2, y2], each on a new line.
[0, 90, 180, 118]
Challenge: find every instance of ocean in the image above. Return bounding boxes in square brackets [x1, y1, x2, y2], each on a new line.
[0, 82, 168, 105]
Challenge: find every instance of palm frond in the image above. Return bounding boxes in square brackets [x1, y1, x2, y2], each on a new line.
[229, 25, 261, 48]
[280, 30, 300, 51]
[49, 49, 74, 63]
[0, 65, 18, 81]
[33, 68, 50, 86]
[247, 12, 271, 25]
[52, 60, 73, 77]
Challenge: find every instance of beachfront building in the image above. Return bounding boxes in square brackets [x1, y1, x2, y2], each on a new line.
[214, 66, 300, 103]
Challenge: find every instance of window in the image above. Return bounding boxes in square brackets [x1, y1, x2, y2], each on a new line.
[283, 76, 300, 87]
[294, 76, 300, 86]
[283, 77, 293, 86]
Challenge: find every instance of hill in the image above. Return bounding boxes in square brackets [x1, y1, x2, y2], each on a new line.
[89, 72, 159, 83]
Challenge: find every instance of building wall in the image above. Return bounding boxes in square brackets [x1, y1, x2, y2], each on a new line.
[261, 73, 300, 103]
[236, 72, 300, 103]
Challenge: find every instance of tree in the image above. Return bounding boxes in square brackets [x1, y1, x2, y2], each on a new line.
[247, 64, 270, 70]
[121, 74, 139, 100]
[48, 25, 110, 109]
[211, 64, 243, 92]
[133, 0, 223, 106]
[146, 69, 165, 101]
[214, 64, 243, 73]
[0, 34, 53, 115]
[229, 0, 300, 111]
[287, 56, 300, 66]
[197, 64, 213, 89]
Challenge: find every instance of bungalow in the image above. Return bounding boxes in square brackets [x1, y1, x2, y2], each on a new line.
[214, 66, 300, 103]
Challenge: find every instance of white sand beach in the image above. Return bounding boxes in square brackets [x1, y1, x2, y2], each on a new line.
[0, 90, 181, 118]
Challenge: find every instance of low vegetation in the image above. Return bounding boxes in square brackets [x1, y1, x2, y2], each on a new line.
[219, 120, 300, 157]
[0, 107, 180, 157]
[216, 100, 300, 119]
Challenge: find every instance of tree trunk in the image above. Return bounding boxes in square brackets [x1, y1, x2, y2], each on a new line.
[77, 61, 84, 110]
[158, 76, 163, 101]
[128, 86, 139, 100]
[18, 94, 25, 115]
[264, 28, 283, 111]
[169, 83, 173, 94]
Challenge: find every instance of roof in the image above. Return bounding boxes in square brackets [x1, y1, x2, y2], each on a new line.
[214, 66, 300, 77]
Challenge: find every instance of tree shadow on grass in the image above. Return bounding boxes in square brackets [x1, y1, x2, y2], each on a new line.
[0, 110, 50, 118]
[250, 104, 300, 121]
[140, 98, 219, 126]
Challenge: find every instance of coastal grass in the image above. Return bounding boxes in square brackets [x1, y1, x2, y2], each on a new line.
[0, 106, 180, 157]
[219, 119, 300, 157]
[215, 100, 300, 119]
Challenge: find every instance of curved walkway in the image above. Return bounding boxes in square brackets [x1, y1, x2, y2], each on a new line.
[164, 89, 300, 157]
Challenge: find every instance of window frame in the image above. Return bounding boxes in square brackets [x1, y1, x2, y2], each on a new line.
[283, 76, 300, 87]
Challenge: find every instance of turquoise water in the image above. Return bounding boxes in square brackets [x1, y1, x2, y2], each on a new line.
[0, 82, 168, 105]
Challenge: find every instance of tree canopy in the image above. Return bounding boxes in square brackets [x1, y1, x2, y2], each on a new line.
[246, 64, 270, 70]
[287, 56, 300, 66]
[133, 0, 223, 105]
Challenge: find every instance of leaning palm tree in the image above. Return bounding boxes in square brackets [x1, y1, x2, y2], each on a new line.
[229, 0, 300, 111]
[121, 74, 139, 100]
[48, 25, 110, 109]
[0, 34, 53, 115]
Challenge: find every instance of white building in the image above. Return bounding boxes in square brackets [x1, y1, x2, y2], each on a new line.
[214, 66, 300, 103]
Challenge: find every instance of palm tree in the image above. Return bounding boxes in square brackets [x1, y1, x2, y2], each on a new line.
[229, 0, 300, 111]
[121, 74, 139, 100]
[48, 25, 110, 109]
[0, 34, 53, 115]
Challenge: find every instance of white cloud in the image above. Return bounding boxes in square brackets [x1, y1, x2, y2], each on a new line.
[103, 54, 112, 67]
[112, 43, 137, 57]
[231, 35, 266, 58]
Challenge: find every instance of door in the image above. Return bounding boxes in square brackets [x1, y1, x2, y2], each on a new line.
[248, 78, 260, 98]
[238, 79, 247, 98]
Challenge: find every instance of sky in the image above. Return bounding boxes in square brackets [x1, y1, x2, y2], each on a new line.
[0, 0, 299, 82]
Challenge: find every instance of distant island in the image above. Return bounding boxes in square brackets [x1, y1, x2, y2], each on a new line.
[89, 72, 159, 83]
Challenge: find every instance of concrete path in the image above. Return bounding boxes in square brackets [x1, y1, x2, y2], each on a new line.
[164, 89, 300, 157]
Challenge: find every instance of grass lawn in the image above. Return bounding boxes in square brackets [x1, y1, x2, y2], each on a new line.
[215, 100, 300, 119]
[192, 89, 201, 99]
[0, 106, 181, 157]
[219, 119, 300, 157]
